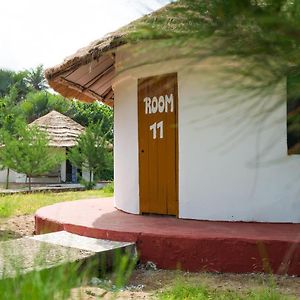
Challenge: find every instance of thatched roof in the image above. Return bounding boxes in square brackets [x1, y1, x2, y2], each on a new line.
[45, 3, 174, 106]
[29, 110, 84, 147]
[45, 34, 125, 106]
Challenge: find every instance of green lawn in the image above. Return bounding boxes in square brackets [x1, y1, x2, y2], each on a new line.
[0, 190, 113, 218]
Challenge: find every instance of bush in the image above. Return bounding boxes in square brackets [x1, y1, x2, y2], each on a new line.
[80, 179, 96, 190]
[98, 167, 114, 181]
[103, 182, 114, 194]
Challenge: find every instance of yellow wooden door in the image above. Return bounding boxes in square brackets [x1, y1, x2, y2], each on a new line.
[138, 73, 178, 216]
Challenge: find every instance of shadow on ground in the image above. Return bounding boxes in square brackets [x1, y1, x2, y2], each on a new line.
[0, 230, 22, 241]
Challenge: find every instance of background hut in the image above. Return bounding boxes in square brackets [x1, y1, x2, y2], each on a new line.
[0, 110, 86, 184]
[29, 110, 85, 183]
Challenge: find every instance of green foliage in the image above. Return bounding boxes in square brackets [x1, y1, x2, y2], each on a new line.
[17, 90, 113, 130]
[0, 69, 29, 103]
[0, 66, 114, 142]
[0, 69, 14, 98]
[0, 67, 115, 185]
[0, 200, 14, 218]
[0, 116, 27, 189]
[0, 98, 23, 131]
[0, 256, 90, 300]
[0, 247, 135, 300]
[0, 69, 26, 99]
[19, 91, 71, 123]
[158, 282, 295, 300]
[69, 101, 113, 141]
[98, 150, 113, 180]
[10, 71, 29, 103]
[126, 0, 300, 95]
[112, 249, 137, 289]
[68, 121, 113, 186]
[0, 121, 64, 190]
[16, 91, 113, 139]
[287, 72, 300, 153]
[80, 179, 97, 190]
[24, 64, 48, 91]
[130, 0, 300, 153]
[103, 182, 114, 194]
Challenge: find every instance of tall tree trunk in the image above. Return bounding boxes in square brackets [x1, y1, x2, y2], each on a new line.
[89, 170, 92, 185]
[28, 176, 31, 191]
[5, 168, 10, 189]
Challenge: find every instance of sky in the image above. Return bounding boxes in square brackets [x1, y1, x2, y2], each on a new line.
[0, 0, 170, 71]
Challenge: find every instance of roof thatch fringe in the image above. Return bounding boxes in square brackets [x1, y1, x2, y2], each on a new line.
[45, 34, 126, 81]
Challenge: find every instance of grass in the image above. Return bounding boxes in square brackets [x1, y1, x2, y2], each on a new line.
[0, 264, 81, 300]
[0, 189, 113, 218]
[0, 244, 136, 300]
[158, 282, 297, 300]
[102, 181, 114, 194]
[0, 187, 138, 299]
[0, 247, 103, 300]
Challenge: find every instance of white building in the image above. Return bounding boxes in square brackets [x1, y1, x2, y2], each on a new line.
[45, 6, 300, 223]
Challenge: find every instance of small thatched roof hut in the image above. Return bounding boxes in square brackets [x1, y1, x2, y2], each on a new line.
[29, 110, 84, 147]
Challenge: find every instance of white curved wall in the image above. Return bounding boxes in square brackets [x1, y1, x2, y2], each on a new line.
[113, 44, 300, 223]
[113, 74, 140, 214]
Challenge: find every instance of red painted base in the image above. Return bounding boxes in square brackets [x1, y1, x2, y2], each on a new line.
[35, 198, 300, 275]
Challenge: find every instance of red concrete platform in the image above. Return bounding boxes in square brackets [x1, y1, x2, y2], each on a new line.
[35, 197, 300, 275]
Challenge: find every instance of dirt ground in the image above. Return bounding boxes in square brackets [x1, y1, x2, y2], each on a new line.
[71, 268, 300, 299]
[1, 215, 300, 299]
[0, 214, 35, 240]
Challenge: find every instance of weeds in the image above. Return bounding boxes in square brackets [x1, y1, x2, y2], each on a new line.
[0, 263, 82, 300]
[0, 240, 137, 300]
[80, 179, 97, 190]
[103, 182, 114, 194]
[0, 200, 13, 218]
[112, 248, 137, 289]
[158, 282, 296, 300]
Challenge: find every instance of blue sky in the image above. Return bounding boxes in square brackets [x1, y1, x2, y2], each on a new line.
[0, 0, 170, 71]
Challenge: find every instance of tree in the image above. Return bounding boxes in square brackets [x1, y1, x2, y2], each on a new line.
[130, 0, 300, 152]
[0, 115, 26, 189]
[0, 97, 26, 189]
[0, 69, 14, 98]
[0, 69, 29, 103]
[0, 121, 64, 190]
[68, 121, 112, 188]
[25, 65, 48, 91]
[131, 0, 300, 84]
[17, 90, 114, 132]
[18, 91, 73, 123]
[69, 101, 114, 142]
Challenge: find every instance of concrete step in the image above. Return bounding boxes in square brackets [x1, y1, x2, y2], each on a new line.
[0, 231, 135, 279]
[29, 231, 134, 252]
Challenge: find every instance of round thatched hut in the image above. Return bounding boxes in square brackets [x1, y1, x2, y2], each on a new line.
[0, 110, 85, 184]
[45, 4, 300, 223]
[29, 110, 85, 183]
[30, 110, 84, 149]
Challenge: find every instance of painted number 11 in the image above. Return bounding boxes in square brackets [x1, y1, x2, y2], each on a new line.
[150, 121, 163, 139]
